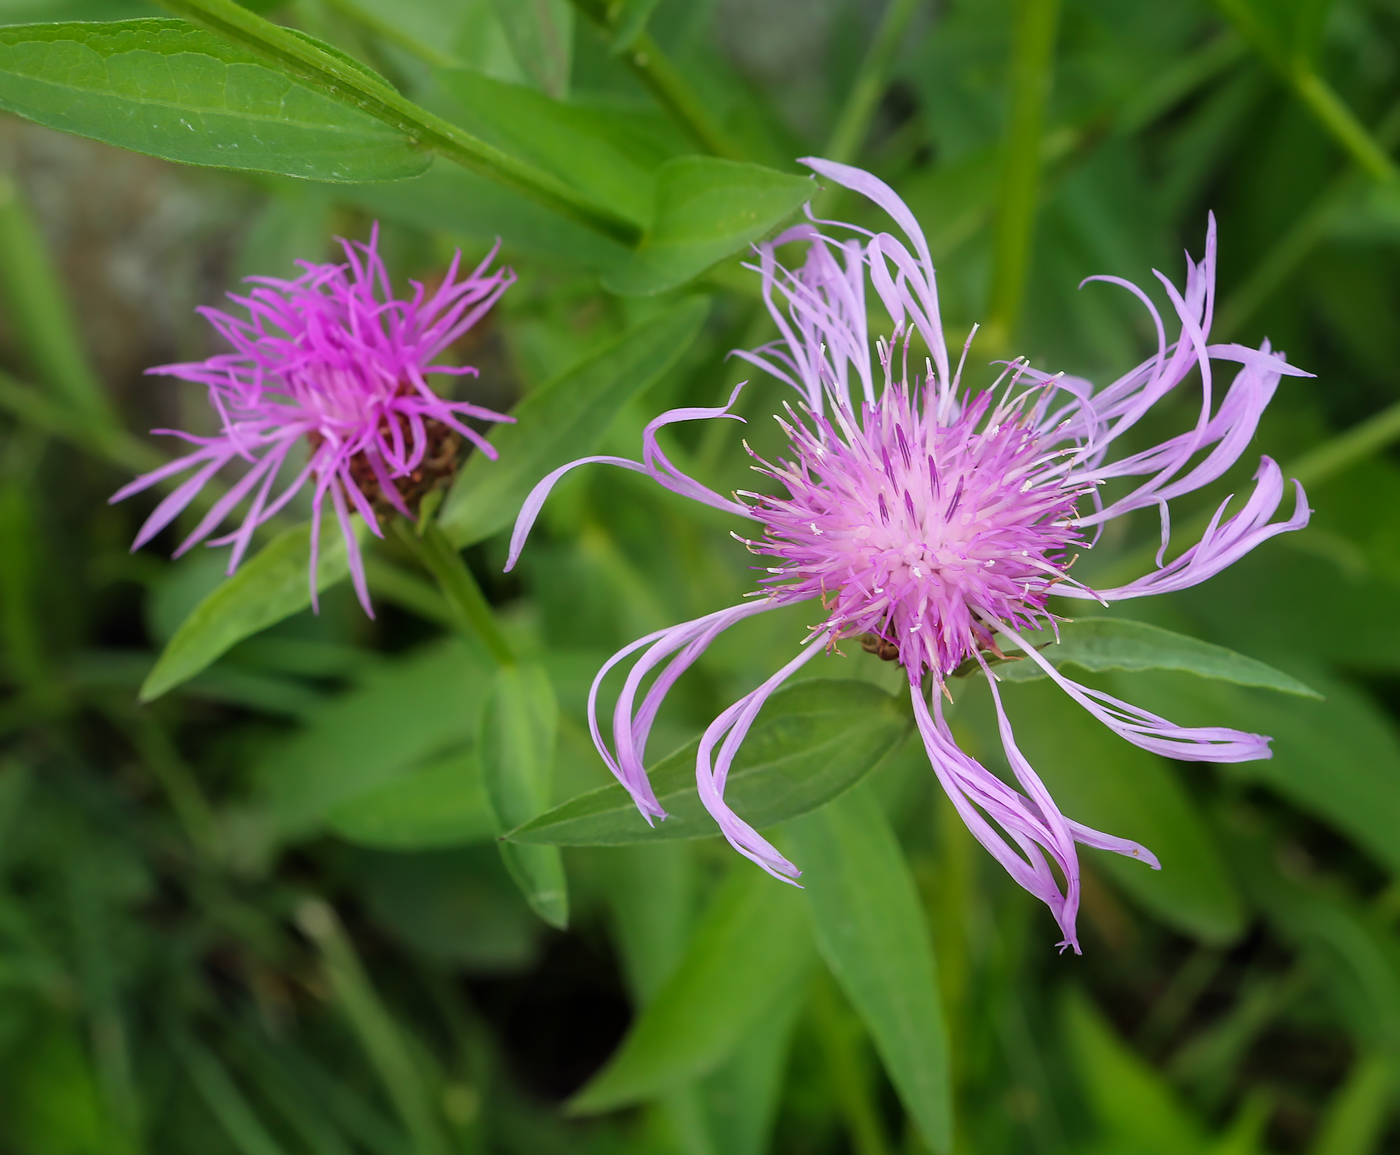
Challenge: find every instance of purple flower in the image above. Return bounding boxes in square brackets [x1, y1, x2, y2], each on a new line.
[112, 226, 515, 615]
[508, 160, 1311, 951]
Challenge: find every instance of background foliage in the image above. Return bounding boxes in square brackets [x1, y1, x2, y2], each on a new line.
[1, 0, 1400, 1152]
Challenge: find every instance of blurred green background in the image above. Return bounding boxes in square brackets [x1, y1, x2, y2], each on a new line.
[2, 0, 1400, 1152]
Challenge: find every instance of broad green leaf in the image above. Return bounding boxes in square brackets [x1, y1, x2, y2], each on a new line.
[970, 679, 1247, 943]
[996, 617, 1319, 697]
[326, 748, 497, 850]
[0, 20, 430, 182]
[602, 158, 814, 296]
[570, 863, 816, 1112]
[256, 639, 489, 838]
[786, 787, 952, 1153]
[699, 987, 803, 1155]
[434, 68, 682, 224]
[480, 663, 568, 929]
[141, 518, 369, 703]
[439, 296, 709, 546]
[1124, 664, 1400, 877]
[508, 679, 910, 846]
[1063, 988, 1209, 1155]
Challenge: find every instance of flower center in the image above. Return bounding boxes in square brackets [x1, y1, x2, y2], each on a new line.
[744, 385, 1084, 681]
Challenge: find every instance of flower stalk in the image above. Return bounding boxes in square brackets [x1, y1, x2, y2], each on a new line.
[394, 520, 516, 668]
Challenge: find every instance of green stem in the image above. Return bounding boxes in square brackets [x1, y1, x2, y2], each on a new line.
[0, 177, 114, 424]
[985, 0, 1062, 352]
[569, 0, 745, 160]
[394, 520, 515, 666]
[1290, 70, 1400, 184]
[156, 0, 643, 246]
[318, 0, 459, 70]
[823, 0, 922, 166]
[296, 899, 452, 1155]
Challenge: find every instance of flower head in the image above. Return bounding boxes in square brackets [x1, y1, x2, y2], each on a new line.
[508, 159, 1311, 951]
[112, 226, 515, 614]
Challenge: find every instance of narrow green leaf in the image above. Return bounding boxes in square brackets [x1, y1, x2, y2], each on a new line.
[434, 68, 681, 224]
[602, 158, 814, 296]
[1063, 988, 1208, 1155]
[570, 863, 816, 1112]
[257, 639, 489, 838]
[439, 296, 709, 546]
[973, 679, 1248, 943]
[786, 787, 952, 1153]
[326, 748, 497, 850]
[508, 679, 910, 847]
[480, 663, 568, 928]
[141, 518, 368, 703]
[0, 20, 430, 182]
[609, 0, 663, 51]
[997, 616, 1320, 697]
[1309, 1053, 1398, 1155]
[174, 1034, 289, 1155]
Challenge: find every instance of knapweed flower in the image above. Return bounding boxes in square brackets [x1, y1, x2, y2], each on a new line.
[507, 159, 1310, 951]
[112, 227, 514, 614]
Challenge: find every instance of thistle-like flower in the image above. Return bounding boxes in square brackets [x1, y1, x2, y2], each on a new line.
[508, 160, 1310, 951]
[112, 227, 515, 614]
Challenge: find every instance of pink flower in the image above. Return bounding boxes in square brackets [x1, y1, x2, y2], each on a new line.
[507, 160, 1311, 951]
[112, 226, 514, 615]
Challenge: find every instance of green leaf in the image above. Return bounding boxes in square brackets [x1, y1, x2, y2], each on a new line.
[483, 0, 572, 98]
[439, 296, 709, 546]
[570, 863, 816, 1112]
[480, 663, 568, 929]
[508, 679, 910, 847]
[434, 68, 681, 225]
[336, 162, 631, 273]
[969, 678, 1248, 943]
[141, 518, 369, 703]
[257, 639, 489, 838]
[326, 748, 497, 850]
[602, 158, 814, 296]
[1063, 988, 1209, 1155]
[785, 787, 952, 1153]
[609, 0, 664, 51]
[0, 20, 430, 182]
[996, 616, 1319, 697]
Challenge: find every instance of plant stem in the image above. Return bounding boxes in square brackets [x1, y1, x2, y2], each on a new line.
[569, 0, 745, 160]
[157, 0, 644, 246]
[984, 0, 1062, 353]
[394, 520, 515, 666]
[823, 0, 922, 166]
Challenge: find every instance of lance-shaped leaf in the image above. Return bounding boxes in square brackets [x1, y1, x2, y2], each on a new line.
[995, 617, 1319, 697]
[480, 664, 569, 929]
[0, 20, 430, 182]
[602, 158, 814, 296]
[326, 748, 497, 851]
[570, 863, 816, 1112]
[439, 296, 709, 546]
[141, 518, 368, 703]
[508, 679, 910, 847]
[786, 787, 951, 1152]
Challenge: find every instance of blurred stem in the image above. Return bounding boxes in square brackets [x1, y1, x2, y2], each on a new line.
[296, 899, 453, 1155]
[568, 0, 745, 160]
[984, 0, 1062, 354]
[0, 482, 58, 704]
[109, 708, 223, 862]
[1135, 946, 1224, 1057]
[156, 0, 643, 246]
[811, 973, 892, 1155]
[174, 1033, 290, 1155]
[316, 0, 458, 69]
[0, 176, 114, 425]
[823, 0, 922, 167]
[1309, 1052, 1397, 1155]
[394, 519, 515, 666]
[1217, 99, 1400, 338]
